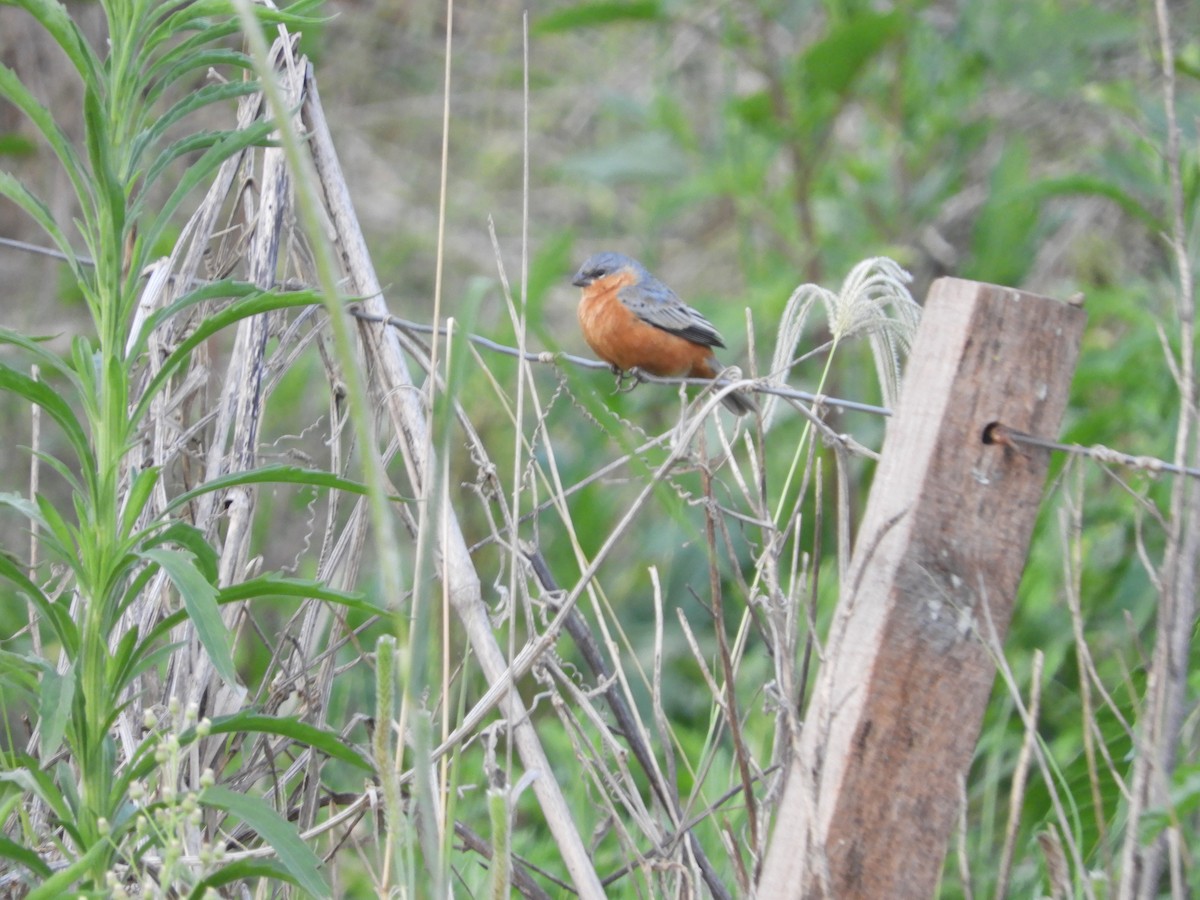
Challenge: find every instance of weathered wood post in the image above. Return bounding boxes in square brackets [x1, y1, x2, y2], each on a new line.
[757, 278, 1086, 898]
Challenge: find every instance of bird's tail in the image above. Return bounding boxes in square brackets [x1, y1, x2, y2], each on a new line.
[719, 389, 757, 417]
[699, 357, 757, 416]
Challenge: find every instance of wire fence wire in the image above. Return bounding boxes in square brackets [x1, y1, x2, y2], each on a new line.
[5, 234, 1195, 484]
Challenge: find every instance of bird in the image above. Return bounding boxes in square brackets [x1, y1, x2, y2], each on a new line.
[570, 251, 757, 416]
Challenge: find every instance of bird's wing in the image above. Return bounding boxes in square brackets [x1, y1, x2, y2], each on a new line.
[618, 276, 726, 349]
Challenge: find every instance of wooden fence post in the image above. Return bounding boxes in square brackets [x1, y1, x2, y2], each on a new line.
[756, 278, 1086, 898]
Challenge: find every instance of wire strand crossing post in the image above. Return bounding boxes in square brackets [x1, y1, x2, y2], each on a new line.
[757, 278, 1086, 898]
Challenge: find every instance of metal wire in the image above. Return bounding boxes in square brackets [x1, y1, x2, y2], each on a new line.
[6, 234, 1199, 480]
[989, 424, 1200, 480]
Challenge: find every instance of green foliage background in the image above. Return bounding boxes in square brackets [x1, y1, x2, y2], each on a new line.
[0, 0, 1198, 895]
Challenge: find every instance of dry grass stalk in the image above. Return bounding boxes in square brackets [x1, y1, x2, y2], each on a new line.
[300, 59, 609, 894]
[1116, 3, 1200, 896]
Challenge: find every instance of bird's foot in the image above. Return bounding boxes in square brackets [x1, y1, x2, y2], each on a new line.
[612, 366, 647, 394]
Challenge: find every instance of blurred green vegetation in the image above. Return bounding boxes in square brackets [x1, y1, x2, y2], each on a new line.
[1, 0, 1198, 894]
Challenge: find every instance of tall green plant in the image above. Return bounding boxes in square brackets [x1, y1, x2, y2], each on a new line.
[0, 0, 375, 894]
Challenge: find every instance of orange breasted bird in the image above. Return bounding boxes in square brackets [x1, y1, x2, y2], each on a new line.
[571, 252, 757, 416]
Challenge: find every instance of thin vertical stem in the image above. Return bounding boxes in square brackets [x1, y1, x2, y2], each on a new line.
[1119, 2, 1199, 894]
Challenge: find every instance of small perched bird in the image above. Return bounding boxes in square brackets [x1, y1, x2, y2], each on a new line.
[571, 252, 757, 416]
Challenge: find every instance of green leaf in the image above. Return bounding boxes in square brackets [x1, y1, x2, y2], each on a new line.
[190, 857, 302, 896]
[0, 61, 93, 214]
[142, 521, 220, 583]
[141, 118, 277, 258]
[0, 490, 48, 531]
[192, 712, 372, 772]
[119, 466, 161, 539]
[102, 346, 130, 447]
[107, 625, 141, 698]
[3, 0, 101, 85]
[1025, 173, 1160, 231]
[25, 836, 109, 900]
[0, 133, 38, 156]
[0, 835, 51, 881]
[216, 575, 382, 616]
[0, 649, 42, 697]
[0, 173, 85, 277]
[107, 639, 180, 724]
[796, 10, 904, 99]
[0, 767, 71, 823]
[139, 548, 240, 688]
[0, 327, 83, 385]
[38, 661, 74, 759]
[259, 0, 328, 25]
[146, 11, 245, 60]
[534, 1, 662, 33]
[146, 0, 324, 57]
[736, 9, 907, 149]
[82, 84, 124, 244]
[964, 138, 1040, 285]
[142, 54, 254, 131]
[133, 80, 260, 180]
[31, 449, 85, 500]
[34, 489, 82, 567]
[124, 278, 261, 362]
[68, 335, 99, 423]
[730, 12, 904, 147]
[729, 90, 781, 137]
[166, 463, 377, 515]
[0, 365, 95, 477]
[201, 785, 330, 898]
[137, 128, 238, 208]
[113, 558, 161, 624]
[0, 536, 79, 653]
[130, 290, 321, 426]
[138, 574, 383, 658]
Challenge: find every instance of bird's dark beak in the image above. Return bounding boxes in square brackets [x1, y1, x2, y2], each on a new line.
[571, 273, 590, 287]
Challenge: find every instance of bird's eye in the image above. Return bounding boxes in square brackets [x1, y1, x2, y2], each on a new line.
[588, 268, 606, 279]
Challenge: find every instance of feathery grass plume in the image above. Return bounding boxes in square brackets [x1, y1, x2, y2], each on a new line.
[763, 257, 920, 428]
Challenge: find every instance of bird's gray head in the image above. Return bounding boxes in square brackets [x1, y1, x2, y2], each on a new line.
[571, 252, 646, 287]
